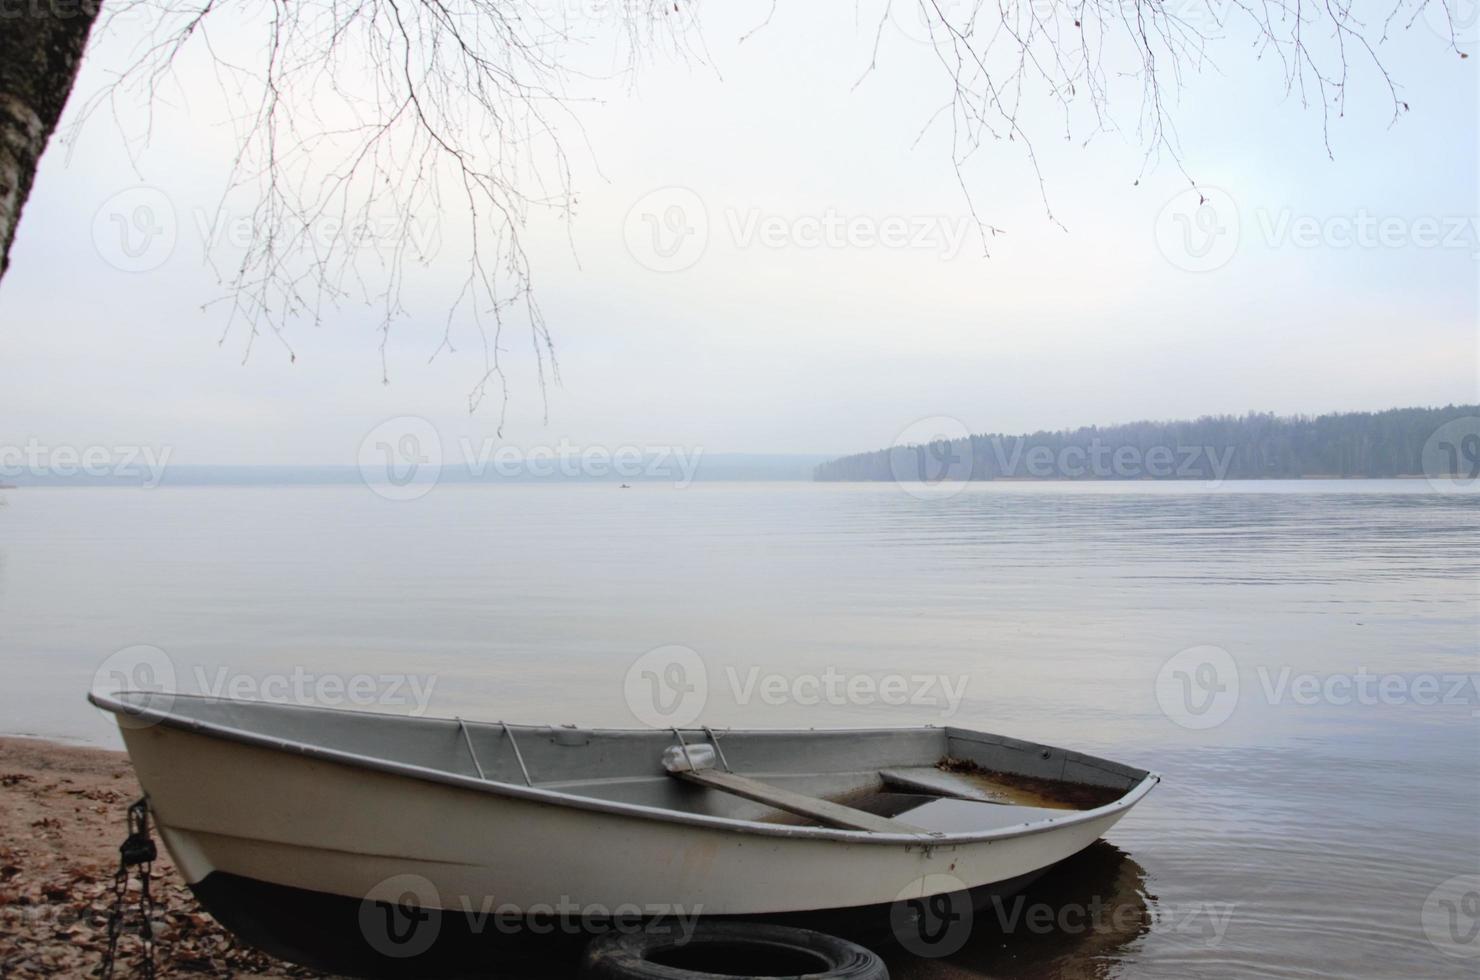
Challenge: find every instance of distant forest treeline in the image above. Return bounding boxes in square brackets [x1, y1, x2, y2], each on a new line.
[814, 406, 1480, 482]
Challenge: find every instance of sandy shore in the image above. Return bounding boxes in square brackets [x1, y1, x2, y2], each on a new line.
[0, 737, 324, 978]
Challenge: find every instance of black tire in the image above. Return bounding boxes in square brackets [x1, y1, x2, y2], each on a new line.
[580, 922, 888, 980]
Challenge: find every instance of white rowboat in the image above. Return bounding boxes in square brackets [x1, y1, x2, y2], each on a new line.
[90, 691, 1158, 976]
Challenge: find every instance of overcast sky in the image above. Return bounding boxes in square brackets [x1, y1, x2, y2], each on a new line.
[0, 2, 1475, 465]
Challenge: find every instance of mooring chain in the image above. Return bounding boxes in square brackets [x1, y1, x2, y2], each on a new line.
[102, 798, 158, 979]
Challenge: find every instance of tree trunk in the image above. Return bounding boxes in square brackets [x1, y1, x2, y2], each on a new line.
[0, 1, 100, 283]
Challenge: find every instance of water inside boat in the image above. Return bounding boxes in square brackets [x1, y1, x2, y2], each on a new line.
[752, 763, 1125, 830]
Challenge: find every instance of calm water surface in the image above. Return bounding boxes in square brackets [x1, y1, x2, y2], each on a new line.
[1, 482, 1477, 978]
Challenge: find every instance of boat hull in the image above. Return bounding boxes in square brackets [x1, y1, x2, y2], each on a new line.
[128, 723, 1132, 911]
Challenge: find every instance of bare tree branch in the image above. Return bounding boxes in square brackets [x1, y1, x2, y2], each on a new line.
[20, 0, 1460, 424]
[856, 0, 1459, 251]
[67, 0, 699, 430]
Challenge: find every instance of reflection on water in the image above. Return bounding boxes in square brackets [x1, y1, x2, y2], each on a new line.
[0, 482, 1476, 977]
[884, 842, 1153, 980]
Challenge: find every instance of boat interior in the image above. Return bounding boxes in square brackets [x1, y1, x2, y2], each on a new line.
[100, 692, 1152, 836]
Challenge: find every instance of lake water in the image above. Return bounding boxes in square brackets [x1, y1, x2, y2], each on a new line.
[2, 481, 1477, 977]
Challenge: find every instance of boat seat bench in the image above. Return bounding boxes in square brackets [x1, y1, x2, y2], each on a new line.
[671, 768, 928, 834]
